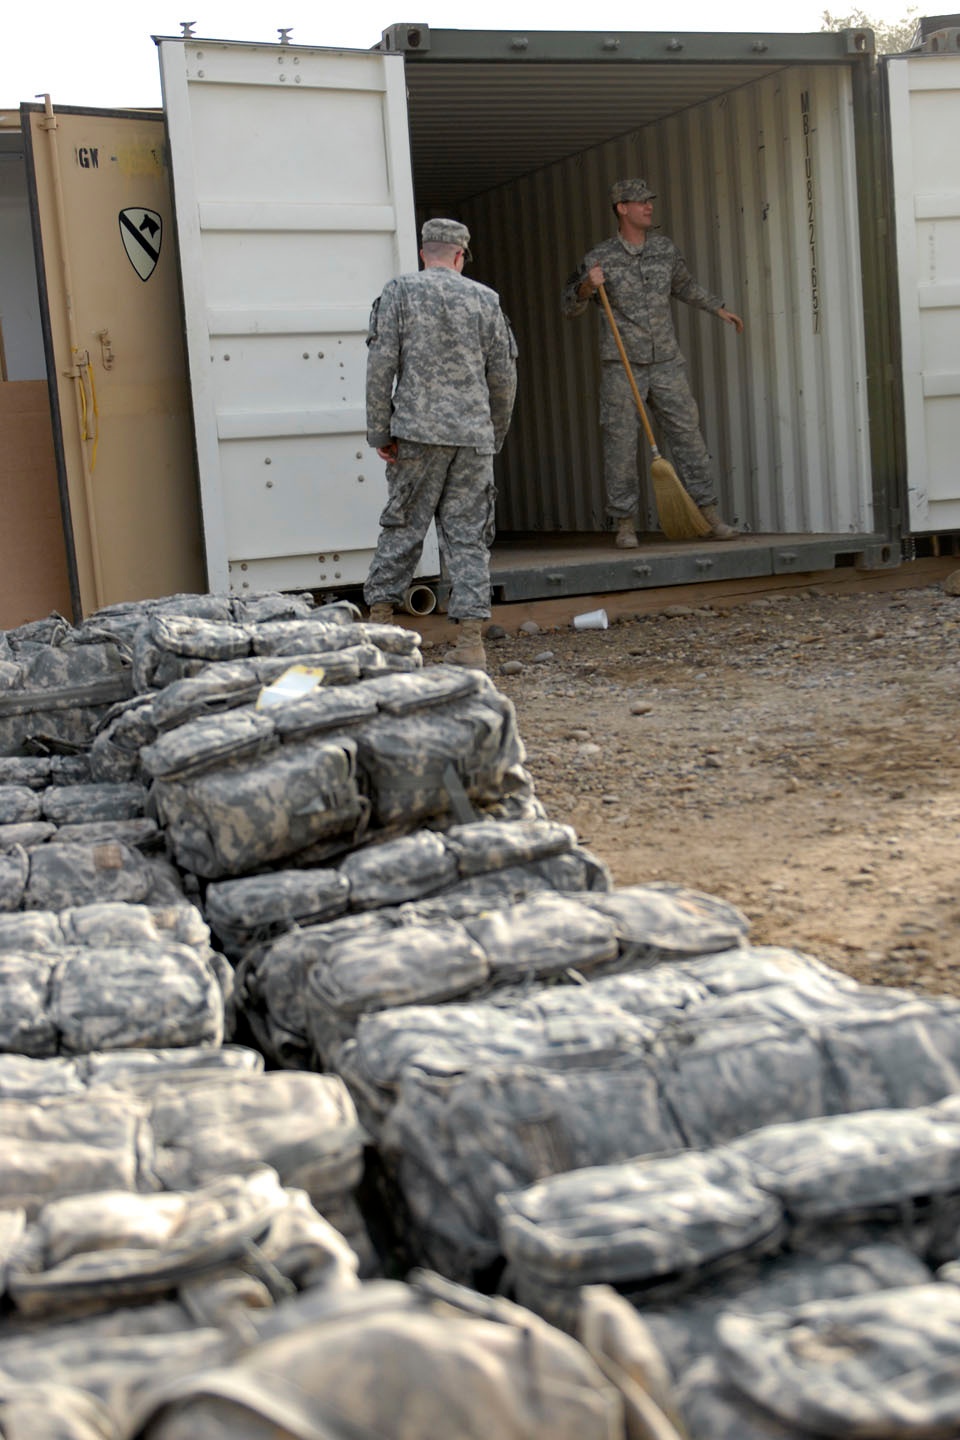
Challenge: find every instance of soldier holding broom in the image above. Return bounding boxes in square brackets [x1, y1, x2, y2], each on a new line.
[562, 178, 743, 547]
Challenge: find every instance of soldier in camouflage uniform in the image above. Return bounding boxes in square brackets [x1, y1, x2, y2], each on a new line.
[562, 179, 744, 547]
[364, 218, 518, 672]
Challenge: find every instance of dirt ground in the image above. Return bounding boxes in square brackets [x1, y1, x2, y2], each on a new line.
[424, 559, 960, 997]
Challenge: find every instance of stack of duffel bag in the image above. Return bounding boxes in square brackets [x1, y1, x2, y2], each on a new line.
[8, 587, 960, 1440]
[495, 1096, 960, 1438]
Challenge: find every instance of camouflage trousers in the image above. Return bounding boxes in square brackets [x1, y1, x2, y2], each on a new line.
[599, 357, 718, 518]
[363, 440, 496, 620]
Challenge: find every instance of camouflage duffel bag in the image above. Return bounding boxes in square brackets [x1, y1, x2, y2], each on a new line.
[0, 1048, 364, 1207]
[0, 627, 134, 757]
[3, 817, 164, 851]
[0, 1055, 372, 1266]
[227, 838, 611, 1070]
[0, 938, 231, 1056]
[130, 606, 410, 691]
[0, 1090, 147, 1216]
[248, 891, 618, 1069]
[4, 1165, 358, 1322]
[500, 1102, 960, 1311]
[205, 818, 609, 959]
[0, 778, 157, 853]
[0, 840, 185, 912]
[349, 669, 525, 829]
[0, 755, 91, 788]
[636, 1241, 932, 1389]
[148, 644, 401, 725]
[142, 709, 366, 880]
[335, 945, 835, 1134]
[145, 1067, 374, 1272]
[0, 781, 148, 831]
[302, 882, 749, 1066]
[81, 589, 317, 649]
[0, 1042, 262, 1102]
[374, 966, 960, 1279]
[684, 1283, 960, 1439]
[381, 1054, 680, 1279]
[88, 696, 161, 784]
[143, 670, 527, 880]
[122, 1271, 647, 1440]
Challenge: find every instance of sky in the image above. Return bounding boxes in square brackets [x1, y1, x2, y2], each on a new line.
[1, 0, 916, 110]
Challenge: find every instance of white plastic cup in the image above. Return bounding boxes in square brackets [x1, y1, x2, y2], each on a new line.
[573, 608, 609, 631]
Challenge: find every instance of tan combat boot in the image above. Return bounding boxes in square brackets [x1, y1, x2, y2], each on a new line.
[698, 504, 740, 540]
[367, 602, 395, 624]
[615, 516, 639, 549]
[444, 618, 487, 672]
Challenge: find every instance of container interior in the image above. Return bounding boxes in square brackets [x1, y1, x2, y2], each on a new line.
[397, 39, 877, 558]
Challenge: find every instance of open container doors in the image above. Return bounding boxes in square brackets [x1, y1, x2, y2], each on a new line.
[886, 47, 960, 534]
[156, 37, 434, 596]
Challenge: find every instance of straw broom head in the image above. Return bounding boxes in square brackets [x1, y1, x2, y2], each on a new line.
[651, 456, 712, 540]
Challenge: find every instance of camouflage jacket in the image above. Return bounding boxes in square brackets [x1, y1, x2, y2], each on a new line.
[366, 268, 518, 455]
[561, 233, 724, 364]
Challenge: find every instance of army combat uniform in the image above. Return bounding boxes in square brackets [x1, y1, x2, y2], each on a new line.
[364, 266, 517, 620]
[562, 232, 724, 519]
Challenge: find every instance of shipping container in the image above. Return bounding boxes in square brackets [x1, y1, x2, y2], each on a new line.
[3, 23, 959, 619]
[149, 22, 960, 601]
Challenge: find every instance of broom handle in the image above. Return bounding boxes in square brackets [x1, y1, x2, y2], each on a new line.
[597, 283, 660, 457]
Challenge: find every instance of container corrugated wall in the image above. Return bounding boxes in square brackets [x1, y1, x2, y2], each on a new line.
[462, 64, 873, 538]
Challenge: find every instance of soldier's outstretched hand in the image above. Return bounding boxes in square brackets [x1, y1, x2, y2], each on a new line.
[717, 307, 744, 334]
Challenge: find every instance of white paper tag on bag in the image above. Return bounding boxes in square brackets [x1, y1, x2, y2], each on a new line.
[256, 664, 326, 709]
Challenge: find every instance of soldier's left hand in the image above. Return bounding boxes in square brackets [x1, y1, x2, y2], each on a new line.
[717, 308, 744, 334]
[377, 441, 399, 463]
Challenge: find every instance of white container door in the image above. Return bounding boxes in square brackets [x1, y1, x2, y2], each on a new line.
[887, 52, 960, 533]
[157, 37, 431, 593]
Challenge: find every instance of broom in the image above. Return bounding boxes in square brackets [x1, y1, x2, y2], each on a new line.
[597, 283, 711, 541]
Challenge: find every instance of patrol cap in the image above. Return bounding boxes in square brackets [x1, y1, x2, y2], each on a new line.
[421, 217, 472, 258]
[610, 178, 656, 205]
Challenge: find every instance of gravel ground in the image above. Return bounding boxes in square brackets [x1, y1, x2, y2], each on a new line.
[457, 575, 960, 997]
